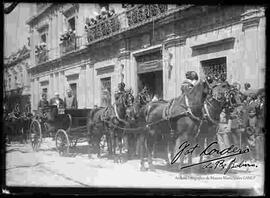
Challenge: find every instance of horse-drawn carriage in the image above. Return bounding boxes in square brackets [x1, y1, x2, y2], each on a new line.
[30, 105, 71, 152]
[30, 105, 98, 156]
[27, 77, 263, 174]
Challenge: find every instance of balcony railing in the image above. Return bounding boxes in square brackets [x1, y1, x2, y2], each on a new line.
[86, 14, 121, 43]
[126, 4, 168, 26]
[35, 49, 49, 65]
[60, 34, 82, 55]
[85, 4, 169, 44]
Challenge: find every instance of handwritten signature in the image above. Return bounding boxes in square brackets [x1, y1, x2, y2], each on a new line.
[171, 141, 256, 174]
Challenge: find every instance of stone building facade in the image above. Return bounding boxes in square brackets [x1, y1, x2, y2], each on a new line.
[4, 45, 31, 111]
[27, 4, 266, 111]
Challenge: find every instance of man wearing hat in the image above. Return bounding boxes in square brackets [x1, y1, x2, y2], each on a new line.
[64, 89, 77, 109]
[38, 93, 49, 111]
[181, 71, 199, 94]
[50, 92, 64, 108]
[38, 93, 49, 117]
[115, 82, 126, 102]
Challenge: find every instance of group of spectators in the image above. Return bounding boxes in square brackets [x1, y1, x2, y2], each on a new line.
[84, 7, 116, 31]
[60, 29, 76, 42]
[217, 82, 265, 162]
[35, 42, 47, 55]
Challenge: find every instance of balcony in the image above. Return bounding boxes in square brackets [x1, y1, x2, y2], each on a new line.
[35, 49, 49, 65]
[60, 33, 82, 55]
[126, 4, 168, 26]
[85, 4, 169, 44]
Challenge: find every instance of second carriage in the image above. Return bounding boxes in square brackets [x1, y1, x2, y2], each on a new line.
[30, 105, 94, 156]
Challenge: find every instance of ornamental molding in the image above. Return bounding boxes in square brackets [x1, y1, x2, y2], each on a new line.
[118, 48, 130, 60]
[241, 8, 265, 31]
[163, 33, 186, 49]
[61, 4, 79, 18]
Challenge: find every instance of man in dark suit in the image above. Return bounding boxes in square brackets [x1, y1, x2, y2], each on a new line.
[38, 93, 49, 111]
[64, 89, 77, 109]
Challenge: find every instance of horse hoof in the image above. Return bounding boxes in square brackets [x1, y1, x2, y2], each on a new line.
[140, 166, 147, 171]
[149, 165, 155, 172]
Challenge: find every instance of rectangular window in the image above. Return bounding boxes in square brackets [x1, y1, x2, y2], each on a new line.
[201, 57, 227, 81]
[100, 77, 111, 106]
[41, 33, 47, 43]
[70, 83, 77, 97]
[68, 17, 75, 31]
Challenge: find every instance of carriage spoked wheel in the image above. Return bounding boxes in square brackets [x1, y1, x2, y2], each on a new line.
[55, 129, 70, 156]
[30, 119, 42, 152]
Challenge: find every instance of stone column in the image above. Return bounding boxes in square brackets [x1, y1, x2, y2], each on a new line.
[118, 48, 131, 94]
[241, 8, 265, 89]
[54, 72, 59, 94]
[48, 16, 53, 60]
[162, 33, 186, 100]
[29, 28, 35, 67]
[35, 77, 40, 110]
[78, 65, 86, 108]
[49, 73, 54, 100]
[86, 61, 94, 108]
[30, 79, 35, 112]
[59, 71, 65, 99]
[33, 28, 39, 65]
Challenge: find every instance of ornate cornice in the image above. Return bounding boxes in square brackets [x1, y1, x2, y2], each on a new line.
[163, 33, 186, 49]
[118, 48, 130, 60]
[241, 8, 265, 31]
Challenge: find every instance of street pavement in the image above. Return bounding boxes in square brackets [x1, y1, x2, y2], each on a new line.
[5, 138, 264, 192]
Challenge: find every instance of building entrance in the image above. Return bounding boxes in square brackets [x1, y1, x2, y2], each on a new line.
[137, 71, 163, 99]
[136, 49, 163, 99]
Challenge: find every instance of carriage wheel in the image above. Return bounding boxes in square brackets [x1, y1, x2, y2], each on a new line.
[55, 129, 70, 156]
[30, 119, 42, 151]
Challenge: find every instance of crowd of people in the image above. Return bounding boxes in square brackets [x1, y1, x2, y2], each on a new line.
[60, 29, 76, 42]
[84, 7, 116, 31]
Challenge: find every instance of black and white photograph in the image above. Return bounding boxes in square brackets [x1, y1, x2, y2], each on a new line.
[3, 3, 266, 196]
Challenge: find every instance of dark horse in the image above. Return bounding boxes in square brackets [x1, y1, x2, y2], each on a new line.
[4, 103, 33, 144]
[87, 90, 134, 161]
[124, 87, 152, 159]
[138, 78, 211, 172]
[196, 81, 242, 164]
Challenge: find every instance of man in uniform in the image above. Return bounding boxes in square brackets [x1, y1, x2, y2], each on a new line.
[64, 89, 77, 109]
[181, 71, 199, 94]
[115, 82, 126, 102]
[37, 93, 49, 118]
[38, 93, 49, 112]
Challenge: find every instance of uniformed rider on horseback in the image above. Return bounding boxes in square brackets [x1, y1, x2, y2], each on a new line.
[115, 82, 126, 103]
[181, 71, 199, 94]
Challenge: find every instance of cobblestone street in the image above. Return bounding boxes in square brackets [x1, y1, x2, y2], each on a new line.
[5, 138, 264, 190]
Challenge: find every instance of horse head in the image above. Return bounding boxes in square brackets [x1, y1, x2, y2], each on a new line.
[114, 89, 135, 121]
[186, 77, 211, 108]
